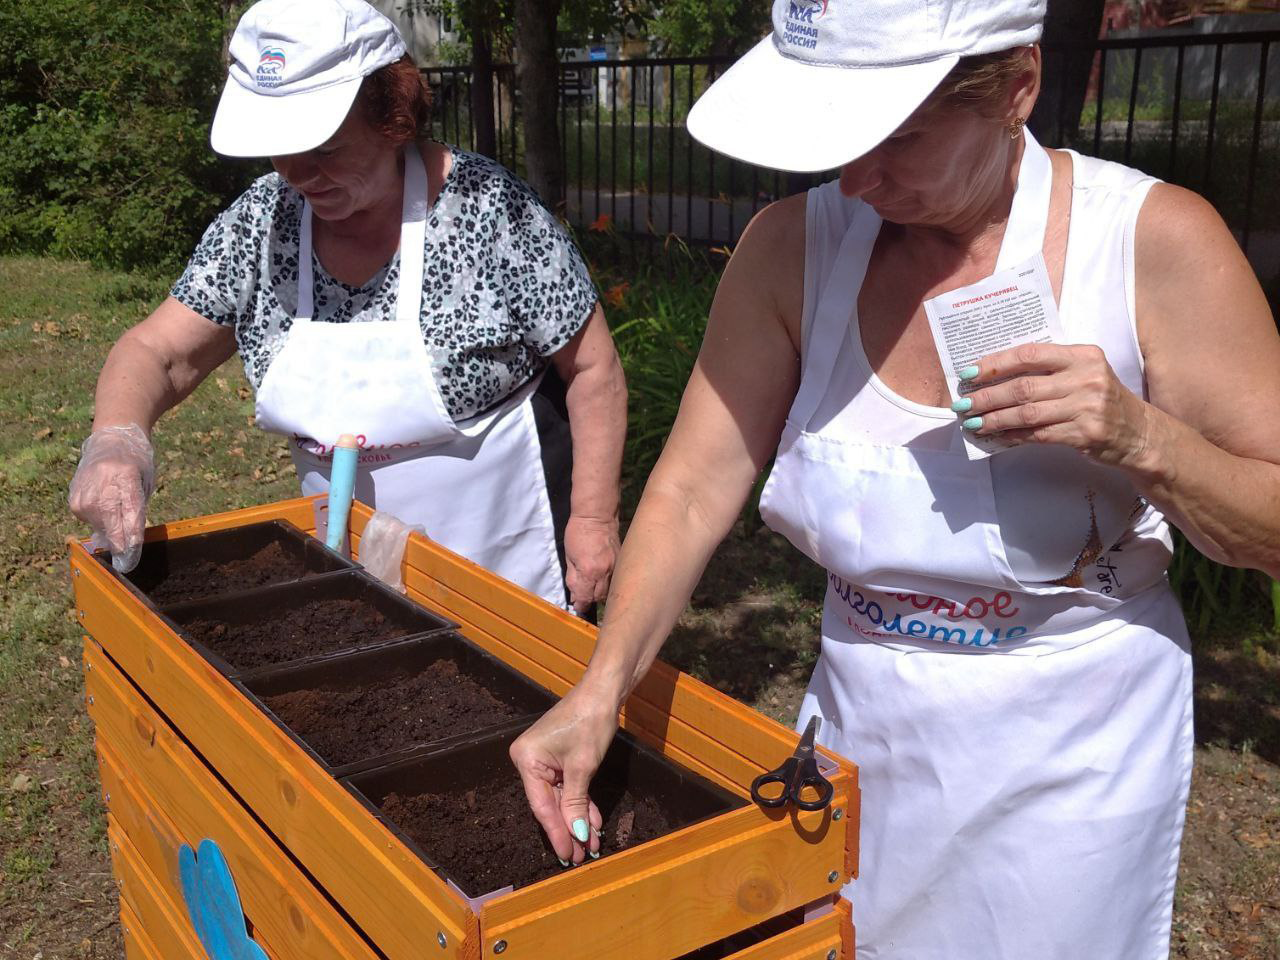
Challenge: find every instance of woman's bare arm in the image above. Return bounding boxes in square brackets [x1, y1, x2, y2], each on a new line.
[551, 304, 628, 613]
[92, 296, 238, 433]
[510, 195, 808, 863]
[1130, 184, 1280, 576]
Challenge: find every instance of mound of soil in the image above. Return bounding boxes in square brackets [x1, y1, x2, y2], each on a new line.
[263, 658, 521, 766]
[140, 540, 317, 605]
[381, 774, 673, 894]
[182, 597, 410, 671]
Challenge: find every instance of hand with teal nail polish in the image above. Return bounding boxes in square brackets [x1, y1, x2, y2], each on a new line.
[959, 365, 981, 381]
[962, 416, 983, 431]
[572, 818, 590, 843]
[951, 397, 973, 413]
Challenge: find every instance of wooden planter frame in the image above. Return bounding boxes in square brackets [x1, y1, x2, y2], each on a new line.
[69, 495, 859, 960]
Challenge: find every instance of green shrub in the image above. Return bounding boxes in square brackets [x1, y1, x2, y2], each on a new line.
[0, 0, 258, 273]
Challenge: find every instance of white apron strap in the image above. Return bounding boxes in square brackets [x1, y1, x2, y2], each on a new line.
[294, 146, 430, 326]
[790, 201, 882, 428]
[995, 128, 1053, 271]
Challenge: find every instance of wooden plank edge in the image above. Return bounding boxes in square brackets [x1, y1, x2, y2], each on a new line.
[69, 542, 476, 960]
[108, 815, 237, 960]
[93, 710, 379, 960]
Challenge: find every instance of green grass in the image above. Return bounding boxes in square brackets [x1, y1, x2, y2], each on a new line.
[0, 255, 301, 907]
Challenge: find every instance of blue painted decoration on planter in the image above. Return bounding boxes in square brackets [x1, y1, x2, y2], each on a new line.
[177, 839, 270, 960]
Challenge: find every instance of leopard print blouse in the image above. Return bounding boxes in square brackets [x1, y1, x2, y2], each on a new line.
[172, 144, 598, 420]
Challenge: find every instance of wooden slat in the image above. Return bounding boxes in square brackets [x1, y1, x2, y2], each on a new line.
[718, 908, 844, 960]
[837, 898, 855, 960]
[70, 549, 477, 960]
[89, 677, 377, 960]
[479, 799, 849, 960]
[120, 894, 171, 960]
[108, 817, 214, 960]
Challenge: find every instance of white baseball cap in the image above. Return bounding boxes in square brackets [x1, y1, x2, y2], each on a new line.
[687, 0, 1045, 173]
[210, 0, 407, 157]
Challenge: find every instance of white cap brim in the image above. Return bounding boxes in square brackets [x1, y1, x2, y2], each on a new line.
[688, 35, 959, 173]
[210, 74, 363, 157]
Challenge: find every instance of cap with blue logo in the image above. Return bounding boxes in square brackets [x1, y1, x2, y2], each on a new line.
[211, 0, 407, 157]
[687, 0, 1046, 173]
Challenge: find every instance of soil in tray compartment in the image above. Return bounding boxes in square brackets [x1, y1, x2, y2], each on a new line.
[142, 540, 319, 605]
[381, 776, 673, 894]
[183, 598, 410, 671]
[262, 659, 520, 766]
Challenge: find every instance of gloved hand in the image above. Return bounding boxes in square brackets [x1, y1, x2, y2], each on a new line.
[69, 424, 155, 573]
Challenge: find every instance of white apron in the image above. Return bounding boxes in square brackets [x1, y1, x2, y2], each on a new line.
[760, 134, 1194, 959]
[255, 146, 567, 609]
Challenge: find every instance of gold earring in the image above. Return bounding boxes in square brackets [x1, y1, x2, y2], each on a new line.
[1008, 117, 1026, 139]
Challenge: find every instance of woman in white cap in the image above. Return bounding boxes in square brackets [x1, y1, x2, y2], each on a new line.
[69, 0, 626, 615]
[511, 0, 1280, 955]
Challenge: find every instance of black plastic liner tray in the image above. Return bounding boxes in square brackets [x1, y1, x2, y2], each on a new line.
[342, 722, 748, 902]
[159, 569, 456, 678]
[95, 519, 355, 607]
[236, 632, 557, 778]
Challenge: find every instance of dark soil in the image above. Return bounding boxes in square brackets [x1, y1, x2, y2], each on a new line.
[181, 598, 411, 672]
[381, 773, 673, 895]
[262, 658, 522, 766]
[139, 540, 317, 605]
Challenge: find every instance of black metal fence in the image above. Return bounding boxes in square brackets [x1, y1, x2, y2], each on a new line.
[424, 30, 1279, 297]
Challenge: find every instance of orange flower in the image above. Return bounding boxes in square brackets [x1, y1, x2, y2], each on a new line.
[589, 212, 613, 232]
[603, 282, 629, 308]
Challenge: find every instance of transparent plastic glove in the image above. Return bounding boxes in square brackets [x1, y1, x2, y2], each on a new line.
[68, 424, 155, 574]
[359, 510, 424, 593]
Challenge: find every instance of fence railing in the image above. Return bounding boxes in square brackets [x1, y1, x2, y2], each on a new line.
[423, 30, 1279, 300]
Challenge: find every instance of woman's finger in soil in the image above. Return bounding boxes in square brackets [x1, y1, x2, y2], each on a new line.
[559, 760, 596, 864]
[514, 764, 574, 863]
[588, 801, 603, 858]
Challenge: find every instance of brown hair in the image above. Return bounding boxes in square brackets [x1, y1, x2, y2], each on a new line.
[930, 47, 1034, 122]
[357, 55, 433, 145]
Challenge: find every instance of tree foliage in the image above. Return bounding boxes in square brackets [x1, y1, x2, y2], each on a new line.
[0, 0, 258, 272]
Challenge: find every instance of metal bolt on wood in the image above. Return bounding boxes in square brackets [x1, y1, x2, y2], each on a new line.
[493, 940, 508, 954]
[87, 695, 94, 705]
[833, 808, 843, 821]
[827, 951, 837, 960]
[436, 932, 447, 949]
[828, 870, 839, 883]
[104, 792, 111, 805]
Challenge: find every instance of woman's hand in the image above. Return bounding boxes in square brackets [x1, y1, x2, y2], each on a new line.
[509, 681, 620, 864]
[956, 342, 1158, 472]
[69, 424, 156, 573]
[564, 515, 620, 615]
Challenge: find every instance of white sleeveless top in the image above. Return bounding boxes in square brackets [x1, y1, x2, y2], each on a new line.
[769, 144, 1194, 960]
[761, 149, 1174, 651]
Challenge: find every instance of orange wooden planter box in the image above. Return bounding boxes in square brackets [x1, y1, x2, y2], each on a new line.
[68, 495, 859, 960]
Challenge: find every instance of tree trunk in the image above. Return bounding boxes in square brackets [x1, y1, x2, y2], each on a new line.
[1032, 0, 1108, 148]
[464, 0, 497, 158]
[513, 0, 564, 209]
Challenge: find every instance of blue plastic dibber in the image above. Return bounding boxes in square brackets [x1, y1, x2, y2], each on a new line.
[326, 433, 359, 553]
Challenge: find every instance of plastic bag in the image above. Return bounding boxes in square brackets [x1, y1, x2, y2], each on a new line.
[359, 510, 424, 593]
[68, 424, 155, 574]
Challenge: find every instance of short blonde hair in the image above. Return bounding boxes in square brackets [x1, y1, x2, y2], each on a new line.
[931, 47, 1034, 122]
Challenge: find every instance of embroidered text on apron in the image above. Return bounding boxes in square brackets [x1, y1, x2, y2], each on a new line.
[254, 146, 567, 609]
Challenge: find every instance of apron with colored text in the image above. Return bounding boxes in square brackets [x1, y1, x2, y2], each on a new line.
[759, 133, 1193, 959]
[255, 146, 567, 609]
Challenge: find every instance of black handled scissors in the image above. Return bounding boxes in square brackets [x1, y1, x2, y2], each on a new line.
[750, 715, 834, 811]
